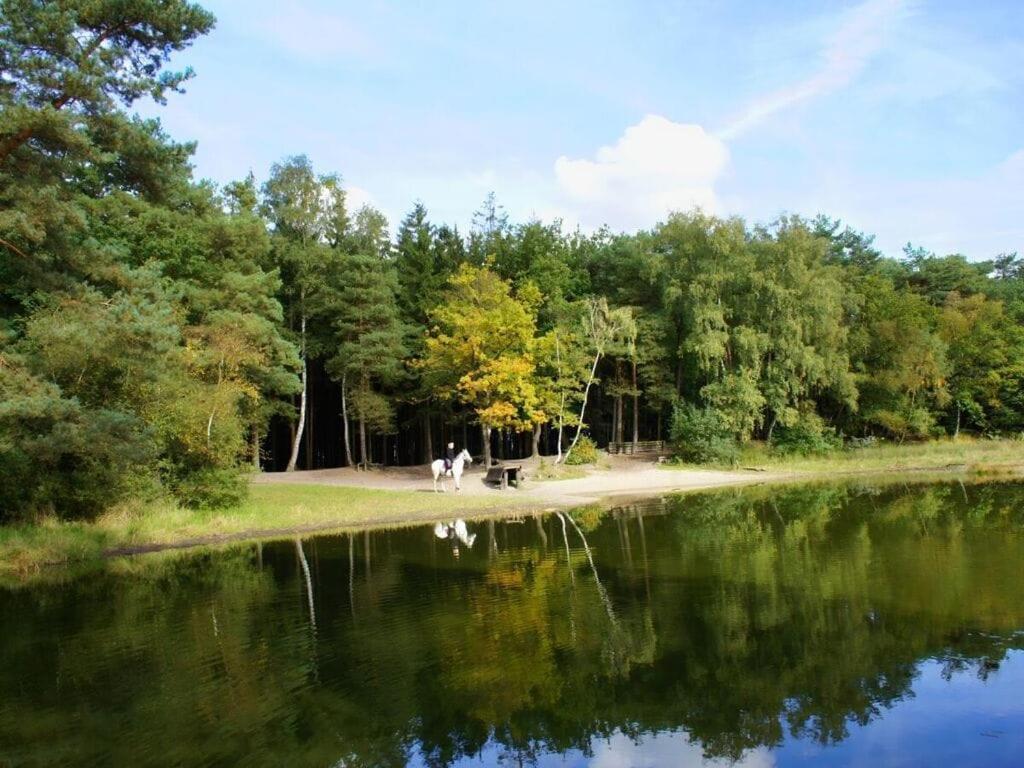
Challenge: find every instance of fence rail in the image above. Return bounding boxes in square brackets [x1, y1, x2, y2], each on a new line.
[607, 440, 667, 456]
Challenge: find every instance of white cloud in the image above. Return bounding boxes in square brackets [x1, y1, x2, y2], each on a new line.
[721, 0, 912, 140]
[345, 184, 376, 213]
[553, 114, 729, 230]
[588, 729, 776, 768]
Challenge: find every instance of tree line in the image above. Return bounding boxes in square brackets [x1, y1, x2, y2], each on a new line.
[2, 1, 1023, 519]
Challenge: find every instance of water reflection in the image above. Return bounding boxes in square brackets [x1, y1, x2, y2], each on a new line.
[1, 480, 1023, 767]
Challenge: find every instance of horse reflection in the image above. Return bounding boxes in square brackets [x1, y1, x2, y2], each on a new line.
[434, 519, 477, 555]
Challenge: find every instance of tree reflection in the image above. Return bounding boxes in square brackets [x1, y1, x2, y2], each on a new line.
[1, 481, 1023, 767]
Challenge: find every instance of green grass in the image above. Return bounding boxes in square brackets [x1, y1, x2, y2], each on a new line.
[666, 436, 1024, 474]
[0, 484, 528, 580]
[4, 438, 1023, 581]
[530, 460, 589, 481]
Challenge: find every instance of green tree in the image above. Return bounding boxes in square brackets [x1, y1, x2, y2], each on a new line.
[325, 253, 407, 467]
[420, 265, 542, 467]
[939, 292, 1024, 435]
[261, 156, 345, 471]
[561, 297, 632, 464]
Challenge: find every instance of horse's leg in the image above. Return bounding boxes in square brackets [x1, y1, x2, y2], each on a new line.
[432, 469, 438, 493]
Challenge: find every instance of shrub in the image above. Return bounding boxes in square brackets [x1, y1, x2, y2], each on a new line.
[564, 435, 600, 465]
[169, 467, 248, 509]
[670, 403, 740, 465]
[869, 407, 938, 442]
[771, 412, 841, 456]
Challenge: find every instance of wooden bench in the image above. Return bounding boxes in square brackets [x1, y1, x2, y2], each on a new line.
[484, 464, 522, 490]
[607, 440, 667, 456]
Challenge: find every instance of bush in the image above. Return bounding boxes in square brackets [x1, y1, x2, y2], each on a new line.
[564, 434, 600, 465]
[670, 403, 740, 465]
[168, 467, 248, 509]
[0, 365, 158, 521]
[869, 407, 938, 442]
[771, 412, 841, 456]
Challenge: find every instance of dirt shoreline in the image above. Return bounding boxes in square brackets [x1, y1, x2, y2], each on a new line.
[107, 460, 783, 557]
[102, 457, 1023, 560]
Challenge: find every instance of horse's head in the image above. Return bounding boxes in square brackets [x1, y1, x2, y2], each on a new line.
[460, 449, 473, 465]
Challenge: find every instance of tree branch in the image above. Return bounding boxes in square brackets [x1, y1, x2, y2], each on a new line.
[0, 238, 30, 259]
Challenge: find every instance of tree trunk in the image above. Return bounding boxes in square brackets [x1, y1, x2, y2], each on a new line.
[285, 312, 307, 472]
[305, 374, 314, 470]
[531, 423, 542, 458]
[481, 423, 492, 467]
[359, 415, 368, 470]
[954, 403, 961, 438]
[562, 352, 601, 464]
[422, 413, 433, 464]
[632, 359, 639, 449]
[341, 374, 354, 467]
[555, 392, 566, 462]
[497, 429, 506, 460]
[251, 425, 261, 471]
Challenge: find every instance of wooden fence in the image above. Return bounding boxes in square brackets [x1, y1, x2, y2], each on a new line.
[606, 440, 667, 456]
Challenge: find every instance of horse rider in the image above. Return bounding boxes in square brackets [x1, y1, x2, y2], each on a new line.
[443, 442, 456, 475]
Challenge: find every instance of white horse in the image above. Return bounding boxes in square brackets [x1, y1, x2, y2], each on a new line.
[431, 449, 473, 492]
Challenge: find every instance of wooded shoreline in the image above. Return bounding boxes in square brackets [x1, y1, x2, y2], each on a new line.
[3, 2, 1024, 532]
[2, 440, 1021, 583]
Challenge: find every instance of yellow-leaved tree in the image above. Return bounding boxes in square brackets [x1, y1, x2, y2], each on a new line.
[420, 264, 543, 466]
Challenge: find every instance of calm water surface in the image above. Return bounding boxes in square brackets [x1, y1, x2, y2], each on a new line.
[2, 481, 1024, 767]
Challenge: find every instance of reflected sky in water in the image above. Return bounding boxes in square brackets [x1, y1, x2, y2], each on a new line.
[1, 480, 1023, 767]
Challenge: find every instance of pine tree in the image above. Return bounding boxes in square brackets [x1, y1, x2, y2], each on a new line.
[326, 253, 407, 468]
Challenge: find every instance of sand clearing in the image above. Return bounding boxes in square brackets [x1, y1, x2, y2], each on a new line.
[253, 455, 788, 507]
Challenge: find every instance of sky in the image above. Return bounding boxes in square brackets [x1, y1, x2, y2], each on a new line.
[145, 0, 1024, 260]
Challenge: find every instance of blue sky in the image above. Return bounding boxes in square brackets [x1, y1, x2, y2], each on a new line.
[147, 0, 1024, 259]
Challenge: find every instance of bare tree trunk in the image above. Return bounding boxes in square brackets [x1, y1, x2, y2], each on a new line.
[422, 412, 433, 464]
[481, 423, 492, 467]
[555, 392, 566, 463]
[531, 423, 542, 458]
[306, 373, 314, 470]
[613, 361, 623, 446]
[632, 359, 639, 449]
[954, 404, 961, 438]
[561, 352, 601, 464]
[359, 415, 368, 470]
[341, 374, 354, 467]
[286, 312, 307, 472]
[251, 425, 261, 471]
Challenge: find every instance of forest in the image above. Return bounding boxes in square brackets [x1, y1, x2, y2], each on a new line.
[2, 1, 1023, 520]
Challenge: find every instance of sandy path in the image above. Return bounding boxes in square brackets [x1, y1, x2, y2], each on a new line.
[253, 457, 787, 506]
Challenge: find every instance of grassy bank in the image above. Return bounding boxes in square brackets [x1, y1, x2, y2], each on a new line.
[0, 485, 529, 579]
[667, 436, 1024, 475]
[3, 438, 1022, 581]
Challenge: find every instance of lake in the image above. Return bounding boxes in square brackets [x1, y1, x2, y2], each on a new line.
[2, 480, 1023, 767]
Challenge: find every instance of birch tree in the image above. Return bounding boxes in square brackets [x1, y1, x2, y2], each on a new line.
[561, 298, 631, 464]
[261, 156, 344, 471]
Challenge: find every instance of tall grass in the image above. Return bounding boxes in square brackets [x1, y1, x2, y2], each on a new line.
[0, 484, 523, 579]
[724, 436, 1023, 473]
